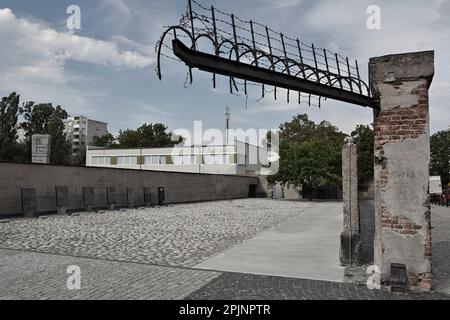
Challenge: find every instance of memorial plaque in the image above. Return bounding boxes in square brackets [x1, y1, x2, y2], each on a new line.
[126, 188, 136, 208]
[390, 263, 408, 293]
[83, 187, 95, 211]
[143, 187, 152, 207]
[107, 187, 116, 209]
[21, 188, 37, 218]
[55, 186, 69, 215]
[158, 187, 166, 206]
[31, 134, 51, 164]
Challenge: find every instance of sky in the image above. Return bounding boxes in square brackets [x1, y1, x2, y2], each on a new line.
[0, 0, 449, 137]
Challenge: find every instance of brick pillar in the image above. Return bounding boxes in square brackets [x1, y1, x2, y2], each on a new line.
[369, 51, 434, 291]
[340, 144, 361, 266]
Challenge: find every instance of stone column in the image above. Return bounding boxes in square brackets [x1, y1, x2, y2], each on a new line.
[340, 144, 361, 266]
[369, 51, 434, 291]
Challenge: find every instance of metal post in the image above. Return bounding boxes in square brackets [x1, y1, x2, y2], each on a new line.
[265, 26, 277, 100]
[311, 43, 318, 70]
[335, 53, 343, 89]
[348, 142, 352, 266]
[187, 0, 195, 83]
[211, 5, 218, 88]
[355, 59, 363, 94]
[346, 57, 353, 92]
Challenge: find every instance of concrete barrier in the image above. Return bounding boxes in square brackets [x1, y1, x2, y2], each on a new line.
[0, 162, 258, 217]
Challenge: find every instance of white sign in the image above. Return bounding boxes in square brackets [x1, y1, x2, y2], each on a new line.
[32, 134, 51, 164]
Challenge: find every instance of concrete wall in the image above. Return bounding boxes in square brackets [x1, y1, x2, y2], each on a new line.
[0, 162, 258, 217]
[370, 51, 434, 291]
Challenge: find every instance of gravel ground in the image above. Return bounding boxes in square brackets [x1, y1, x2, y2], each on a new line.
[0, 199, 306, 267]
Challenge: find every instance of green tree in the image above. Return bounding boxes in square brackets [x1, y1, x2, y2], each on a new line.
[71, 146, 86, 166]
[19, 102, 72, 165]
[92, 133, 116, 148]
[117, 123, 181, 148]
[354, 124, 374, 183]
[430, 130, 450, 186]
[269, 114, 345, 200]
[0, 92, 20, 161]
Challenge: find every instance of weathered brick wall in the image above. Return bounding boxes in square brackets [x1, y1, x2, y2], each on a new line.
[370, 51, 434, 291]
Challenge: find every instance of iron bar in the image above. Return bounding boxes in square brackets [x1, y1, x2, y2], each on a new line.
[211, 5, 218, 88]
[231, 14, 239, 62]
[346, 57, 354, 92]
[250, 20, 264, 98]
[188, 0, 196, 49]
[281, 33, 290, 102]
[312, 43, 318, 70]
[157, 1, 374, 109]
[355, 59, 363, 94]
[265, 26, 277, 100]
[335, 53, 343, 89]
[323, 48, 331, 84]
[172, 39, 377, 108]
[296, 38, 306, 78]
[230, 13, 240, 94]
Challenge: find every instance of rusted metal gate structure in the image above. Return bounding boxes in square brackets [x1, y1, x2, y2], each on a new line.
[156, 0, 434, 292]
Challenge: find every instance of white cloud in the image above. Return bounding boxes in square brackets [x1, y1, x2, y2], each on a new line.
[246, 0, 450, 133]
[0, 7, 155, 127]
[0, 7, 153, 86]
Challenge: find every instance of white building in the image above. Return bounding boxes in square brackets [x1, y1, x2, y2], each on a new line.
[85, 140, 267, 175]
[15, 127, 26, 143]
[64, 116, 108, 154]
[429, 176, 442, 194]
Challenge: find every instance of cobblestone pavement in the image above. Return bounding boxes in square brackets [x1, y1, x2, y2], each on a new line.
[0, 199, 304, 267]
[2, 248, 448, 300]
[0, 200, 449, 300]
[0, 248, 220, 300]
[185, 272, 450, 300]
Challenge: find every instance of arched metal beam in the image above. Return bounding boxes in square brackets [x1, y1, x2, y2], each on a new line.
[172, 39, 378, 108]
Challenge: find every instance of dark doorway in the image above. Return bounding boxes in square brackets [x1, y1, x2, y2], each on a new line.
[248, 184, 257, 198]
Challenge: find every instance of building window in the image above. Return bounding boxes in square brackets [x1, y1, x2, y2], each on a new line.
[116, 156, 137, 165]
[92, 156, 111, 166]
[144, 155, 160, 165]
[204, 154, 229, 165]
[172, 154, 196, 165]
[143, 155, 169, 165]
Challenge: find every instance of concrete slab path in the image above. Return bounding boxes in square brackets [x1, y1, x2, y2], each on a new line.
[195, 202, 346, 282]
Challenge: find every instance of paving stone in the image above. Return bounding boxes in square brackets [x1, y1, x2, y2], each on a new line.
[185, 272, 450, 300]
[0, 248, 220, 300]
[0, 199, 302, 267]
[0, 200, 448, 300]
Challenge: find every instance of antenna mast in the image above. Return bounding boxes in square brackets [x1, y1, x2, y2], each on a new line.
[225, 106, 230, 145]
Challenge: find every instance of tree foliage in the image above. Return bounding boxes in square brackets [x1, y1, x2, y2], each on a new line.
[1, 92, 184, 165]
[19, 102, 72, 165]
[354, 124, 374, 183]
[269, 114, 345, 200]
[92, 133, 117, 148]
[117, 123, 180, 148]
[0, 92, 20, 161]
[430, 130, 450, 186]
